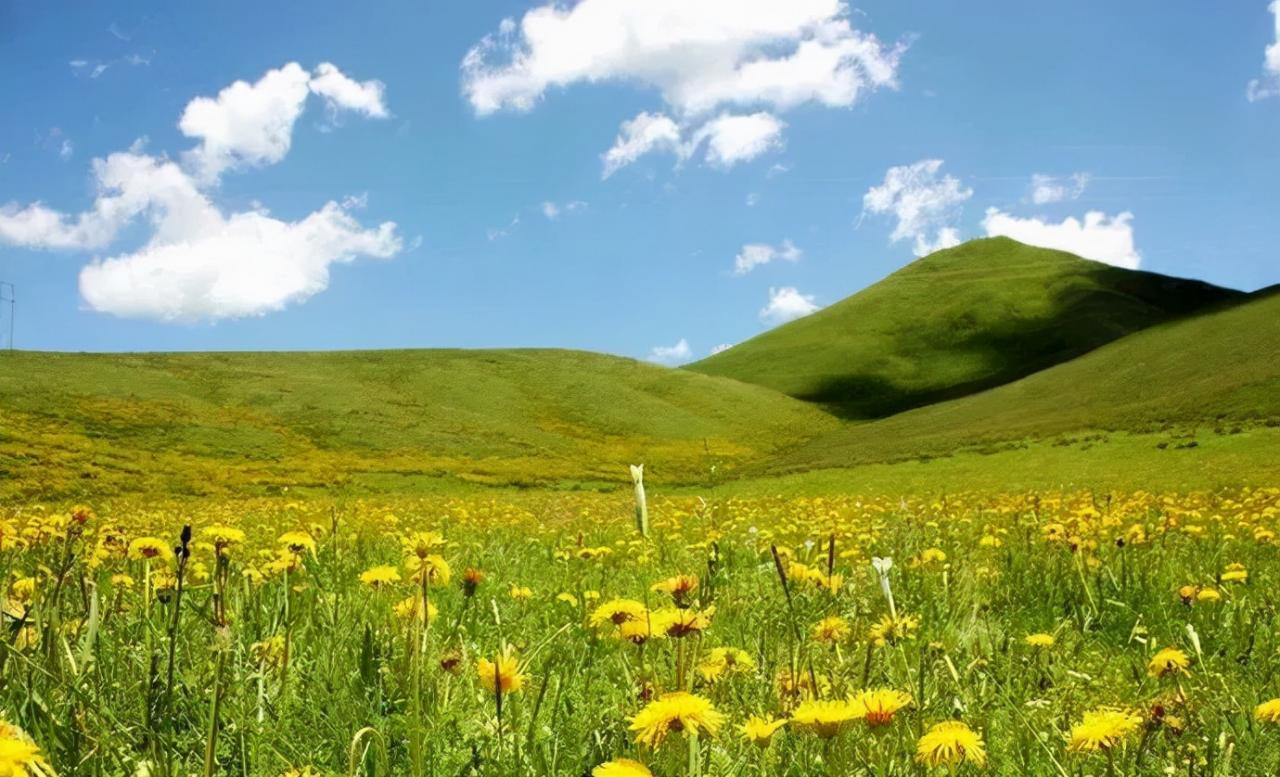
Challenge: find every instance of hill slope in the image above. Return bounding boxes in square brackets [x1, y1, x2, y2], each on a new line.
[0, 349, 838, 498]
[688, 237, 1242, 418]
[764, 288, 1280, 474]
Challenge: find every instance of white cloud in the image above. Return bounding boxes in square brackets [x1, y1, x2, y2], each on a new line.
[1030, 172, 1089, 204]
[691, 112, 785, 168]
[0, 63, 400, 321]
[733, 239, 801, 275]
[462, 0, 900, 117]
[80, 197, 399, 321]
[745, 192, 760, 207]
[308, 62, 389, 118]
[466, 0, 901, 176]
[59, 139, 74, 161]
[648, 337, 693, 365]
[862, 159, 972, 257]
[1248, 1, 1280, 101]
[541, 200, 587, 220]
[180, 62, 388, 183]
[601, 112, 684, 178]
[709, 343, 734, 355]
[981, 208, 1141, 270]
[759, 286, 820, 325]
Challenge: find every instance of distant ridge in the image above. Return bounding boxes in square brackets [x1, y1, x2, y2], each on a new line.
[688, 237, 1243, 419]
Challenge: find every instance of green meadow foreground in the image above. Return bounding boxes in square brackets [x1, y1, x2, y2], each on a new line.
[4, 490, 1280, 776]
[2, 238, 1279, 774]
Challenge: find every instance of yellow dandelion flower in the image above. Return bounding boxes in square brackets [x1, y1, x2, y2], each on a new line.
[629, 692, 723, 748]
[358, 565, 401, 589]
[698, 647, 755, 681]
[591, 758, 652, 777]
[477, 649, 526, 695]
[915, 720, 987, 768]
[740, 715, 786, 747]
[1221, 563, 1248, 583]
[393, 596, 438, 622]
[127, 536, 173, 563]
[0, 723, 55, 777]
[650, 575, 698, 603]
[789, 699, 861, 738]
[509, 585, 533, 601]
[868, 613, 919, 646]
[277, 531, 316, 556]
[1025, 632, 1055, 648]
[811, 615, 850, 643]
[406, 554, 451, 586]
[200, 525, 245, 550]
[1067, 708, 1142, 752]
[1148, 647, 1190, 678]
[401, 530, 445, 559]
[1196, 587, 1221, 603]
[1255, 698, 1280, 723]
[590, 598, 647, 627]
[853, 688, 912, 727]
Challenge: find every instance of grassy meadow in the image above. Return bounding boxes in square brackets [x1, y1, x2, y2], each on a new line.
[3, 490, 1280, 776]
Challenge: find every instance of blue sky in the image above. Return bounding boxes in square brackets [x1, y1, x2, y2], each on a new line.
[1, 0, 1277, 360]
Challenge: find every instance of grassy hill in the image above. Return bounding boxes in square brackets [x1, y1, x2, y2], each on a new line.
[688, 237, 1242, 418]
[762, 287, 1280, 478]
[0, 349, 838, 499]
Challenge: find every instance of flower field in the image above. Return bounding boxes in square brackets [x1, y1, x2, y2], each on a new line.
[2, 488, 1280, 775]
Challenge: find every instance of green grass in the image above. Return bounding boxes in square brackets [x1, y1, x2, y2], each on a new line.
[688, 237, 1241, 419]
[764, 289, 1280, 477]
[0, 348, 837, 499]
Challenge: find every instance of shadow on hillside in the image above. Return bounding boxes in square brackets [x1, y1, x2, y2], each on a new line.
[805, 265, 1242, 421]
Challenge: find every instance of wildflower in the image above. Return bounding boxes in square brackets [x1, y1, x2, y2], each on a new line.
[358, 565, 401, 589]
[110, 573, 135, 590]
[593, 758, 652, 777]
[401, 530, 445, 559]
[1025, 632, 1055, 648]
[915, 547, 947, 566]
[406, 554, 451, 586]
[618, 618, 661, 645]
[1067, 708, 1142, 752]
[590, 598, 647, 628]
[477, 649, 526, 695]
[740, 715, 786, 747]
[650, 574, 698, 605]
[1255, 698, 1280, 723]
[251, 635, 287, 670]
[790, 699, 861, 738]
[629, 692, 723, 748]
[200, 525, 245, 551]
[915, 721, 987, 768]
[1148, 647, 1190, 678]
[775, 668, 829, 705]
[1177, 585, 1198, 605]
[1220, 563, 1248, 583]
[556, 592, 579, 607]
[461, 568, 484, 597]
[277, 531, 316, 555]
[811, 615, 850, 643]
[854, 688, 912, 727]
[509, 585, 533, 601]
[868, 613, 919, 646]
[1196, 587, 1221, 603]
[127, 537, 173, 563]
[0, 718, 56, 777]
[654, 607, 712, 638]
[698, 647, 755, 681]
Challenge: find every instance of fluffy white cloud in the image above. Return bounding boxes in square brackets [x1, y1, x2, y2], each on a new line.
[308, 62, 389, 118]
[733, 239, 801, 275]
[709, 343, 733, 355]
[541, 200, 587, 220]
[648, 338, 693, 365]
[759, 286, 820, 325]
[601, 112, 684, 178]
[180, 62, 388, 183]
[0, 63, 399, 321]
[463, 0, 900, 116]
[981, 208, 1141, 270]
[691, 112, 785, 168]
[863, 159, 972, 256]
[1030, 172, 1089, 204]
[466, 0, 901, 176]
[1248, 1, 1280, 101]
[80, 198, 399, 321]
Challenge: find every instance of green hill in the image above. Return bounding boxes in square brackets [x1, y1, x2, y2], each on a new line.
[764, 288, 1280, 476]
[688, 237, 1242, 418]
[0, 349, 837, 499]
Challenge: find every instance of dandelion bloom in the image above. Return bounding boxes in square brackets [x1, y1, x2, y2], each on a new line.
[1255, 698, 1280, 723]
[789, 699, 862, 738]
[592, 759, 652, 777]
[509, 585, 533, 601]
[1148, 647, 1190, 678]
[477, 649, 526, 695]
[401, 530, 445, 559]
[0, 718, 55, 777]
[655, 607, 712, 638]
[915, 721, 986, 768]
[359, 565, 401, 589]
[406, 554, 451, 586]
[1025, 632, 1055, 648]
[1067, 708, 1142, 752]
[201, 525, 245, 550]
[811, 615, 850, 643]
[698, 647, 755, 681]
[853, 688, 912, 727]
[629, 692, 723, 748]
[868, 613, 919, 646]
[1220, 563, 1248, 583]
[127, 536, 173, 562]
[394, 596, 439, 622]
[650, 575, 698, 603]
[277, 531, 316, 555]
[740, 715, 786, 747]
[590, 598, 647, 628]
